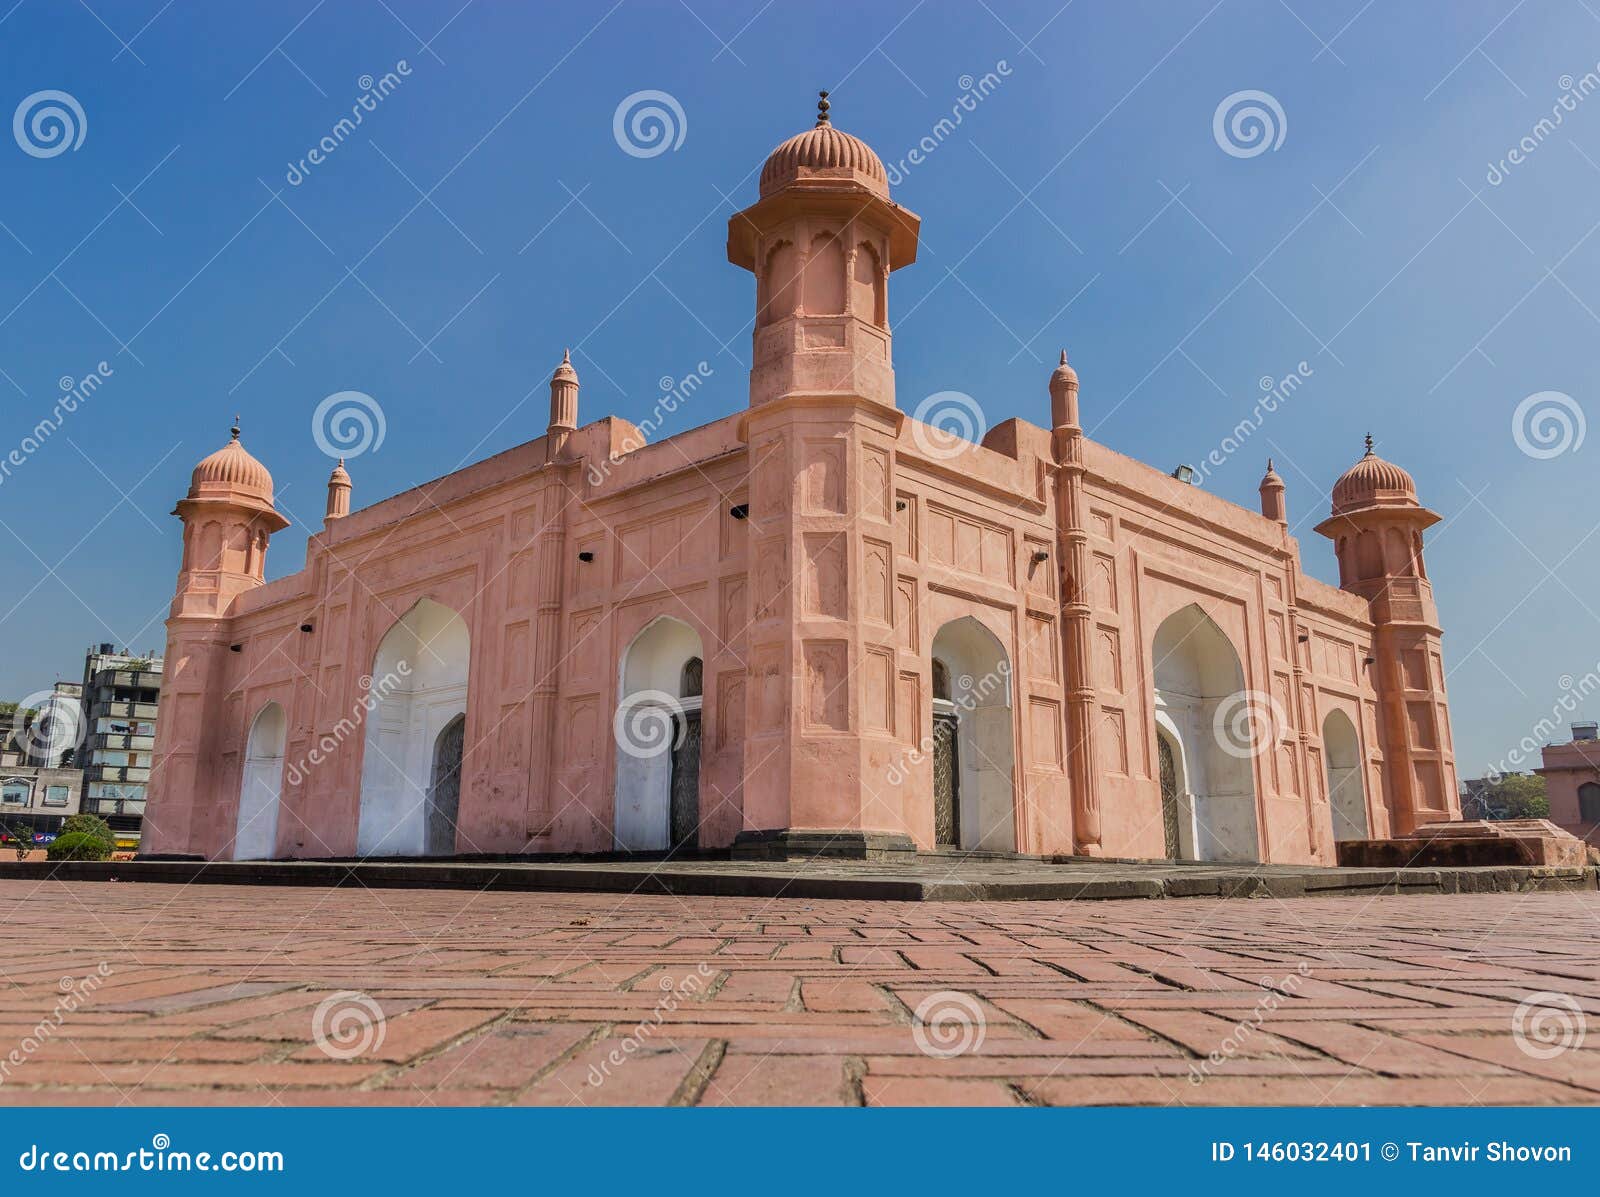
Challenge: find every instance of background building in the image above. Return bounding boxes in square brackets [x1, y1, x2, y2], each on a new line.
[77, 645, 164, 850]
[1537, 722, 1600, 841]
[0, 764, 82, 843]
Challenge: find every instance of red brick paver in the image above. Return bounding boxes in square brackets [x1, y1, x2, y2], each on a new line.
[0, 881, 1596, 1106]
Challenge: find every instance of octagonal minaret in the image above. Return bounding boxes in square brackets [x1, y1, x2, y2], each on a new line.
[729, 94, 923, 859]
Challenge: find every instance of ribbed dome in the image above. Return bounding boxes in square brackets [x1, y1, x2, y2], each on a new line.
[759, 118, 888, 198]
[189, 428, 274, 505]
[1331, 437, 1416, 514]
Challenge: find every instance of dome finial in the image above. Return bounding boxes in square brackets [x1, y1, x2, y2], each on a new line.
[1364, 432, 1374, 455]
[1267, 456, 1274, 471]
[231, 414, 240, 441]
[1059, 349, 1068, 366]
[816, 90, 830, 128]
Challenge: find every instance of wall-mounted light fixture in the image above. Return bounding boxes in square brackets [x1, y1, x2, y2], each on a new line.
[729, 503, 749, 520]
[577, 550, 595, 563]
[229, 644, 242, 653]
[1032, 549, 1049, 564]
[299, 623, 314, 633]
[895, 499, 908, 512]
[1171, 464, 1196, 485]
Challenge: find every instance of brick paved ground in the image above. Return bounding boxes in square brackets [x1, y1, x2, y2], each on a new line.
[0, 880, 1597, 1105]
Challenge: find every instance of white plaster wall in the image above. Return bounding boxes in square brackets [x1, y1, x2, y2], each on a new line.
[932, 616, 1016, 853]
[1151, 605, 1260, 863]
[1324, 709, 1368, 840]
[234, 701, 285, 860]
[357, 599, 470, 857]
[614, 617, 702, 851]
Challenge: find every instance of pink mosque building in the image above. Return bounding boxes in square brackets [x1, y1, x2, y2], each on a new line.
[145, 99, 1460, 865]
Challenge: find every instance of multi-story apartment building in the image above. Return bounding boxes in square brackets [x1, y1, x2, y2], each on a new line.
[77, 644, 163, 848]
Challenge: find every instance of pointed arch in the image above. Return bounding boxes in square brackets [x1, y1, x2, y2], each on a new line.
[234, 701, 285, 860]
[1150, 604, 1261, 862]
[614, 616, 705, 852]
[357, 597, 471, 856]
[930, 615, 1016, 852]
[802, 231, 846, 314]
[1322, 708, 1368, 841]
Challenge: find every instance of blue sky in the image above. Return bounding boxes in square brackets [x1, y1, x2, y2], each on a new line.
[1, 0, 1596, 777]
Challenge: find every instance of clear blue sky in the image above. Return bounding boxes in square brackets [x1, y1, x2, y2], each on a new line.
[1, 0, 1595, 778]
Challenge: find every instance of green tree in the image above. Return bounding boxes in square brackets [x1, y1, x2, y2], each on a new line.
[47, 832, 112, 861]
[1474, 773, 1550, 820]
[59, 813, 115, 850]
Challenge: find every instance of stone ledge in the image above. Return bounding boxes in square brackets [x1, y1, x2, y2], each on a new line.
[1, 857, 1592, 902]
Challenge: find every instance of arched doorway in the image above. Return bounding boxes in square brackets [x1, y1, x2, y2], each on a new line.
[614, 617, 704, 852]
[929, 617, 1016, 852]
[1323, 709, 1367, 841]
[1155, 726, 1187, 859]
[426, 714, 465, 855]
[357, 598, 470, 856]
[1150, 605, 1261, 862]
[235, 701, 286, 860]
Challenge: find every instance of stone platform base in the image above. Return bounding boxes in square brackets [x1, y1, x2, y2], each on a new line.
[730, 829, 918, 862]
[1337, 818, 1600, 869]
[1, 854, 1592, 902]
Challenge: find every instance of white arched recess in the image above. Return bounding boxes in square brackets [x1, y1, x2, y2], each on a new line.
[234, 701, 285, 860]
[1323, 709, 1368, 841]
[931, 616, 1017, 852]
[1150, 605, 1261, 863]
[614, 616, 703, 852]
[357, 598, 470, 856]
